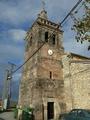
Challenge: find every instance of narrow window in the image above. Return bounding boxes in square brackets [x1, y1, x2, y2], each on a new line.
[30, 36, 32, 45]
[50, 71, 52, 79]
[52, 34, 56, 45]
[45, 32, 48, 42]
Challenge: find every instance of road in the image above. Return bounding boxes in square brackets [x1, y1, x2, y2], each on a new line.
[0, 112, 16, 120]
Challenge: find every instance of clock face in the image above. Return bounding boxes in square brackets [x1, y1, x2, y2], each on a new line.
[48, 49, 53, 55]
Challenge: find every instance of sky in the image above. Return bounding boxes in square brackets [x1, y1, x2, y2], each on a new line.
[0, 0, 90, 101]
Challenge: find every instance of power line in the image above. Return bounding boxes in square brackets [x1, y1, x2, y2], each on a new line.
[9, 0, 84, 76]
[11, 32, 55, 75]
[12, 41, 45, 75]
[60, 0, 83, 25]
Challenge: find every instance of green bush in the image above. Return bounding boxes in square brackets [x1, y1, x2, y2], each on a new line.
[22, 107, 34, 120]
[23, 107, 32, 113]
[0, 108, 6, 113]
[13, 106, 34, 120]
[13, 108, 18, 119]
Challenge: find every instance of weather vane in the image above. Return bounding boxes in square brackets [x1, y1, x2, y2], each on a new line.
[42, 0, 46, 10]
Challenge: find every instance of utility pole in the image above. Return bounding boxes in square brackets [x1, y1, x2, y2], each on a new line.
[7, 62, 16, 108]
[2, 62, 16, 110]
[2, 69, 10, 110]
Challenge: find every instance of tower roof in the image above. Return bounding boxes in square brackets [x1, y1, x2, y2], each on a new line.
[38, 1, 48, 20]
[38, 9, 48, 20]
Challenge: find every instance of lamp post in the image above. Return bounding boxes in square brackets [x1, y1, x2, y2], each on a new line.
[7, 62, 16, 109]
[2, 69, 11, 110]
[7, 71, 12, 109]
[2, 62, 16, 110]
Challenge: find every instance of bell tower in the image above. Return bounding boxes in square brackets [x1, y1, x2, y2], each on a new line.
[18, 7, 65, 120]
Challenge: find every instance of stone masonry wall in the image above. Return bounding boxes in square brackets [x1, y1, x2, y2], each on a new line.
[62, 54, 90, 112]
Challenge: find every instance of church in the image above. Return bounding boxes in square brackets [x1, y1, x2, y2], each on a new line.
[18, 7, 90, 120]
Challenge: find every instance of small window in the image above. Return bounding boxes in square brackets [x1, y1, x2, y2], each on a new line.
[29, 36, 32, 45]
[45, 32, 48, 42]
[52, 34, 56, 45]
[50, 71, 52, 79]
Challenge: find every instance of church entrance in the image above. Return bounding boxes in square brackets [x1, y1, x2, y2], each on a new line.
[47, 102, 54, 120]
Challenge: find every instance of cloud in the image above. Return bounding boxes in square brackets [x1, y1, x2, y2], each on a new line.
[0, 29, 26, 43]
[0, 44, 24, 63]
[0, 0, 81, 25]
[13, 73, 22, 82]
[0, 0, 38, 25]
[8, 29, 26, 43]
[0, 28, 26, 98]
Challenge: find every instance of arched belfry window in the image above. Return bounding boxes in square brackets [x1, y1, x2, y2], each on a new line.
[29, 33, 33, 46]
[45, 32, 48, 42]
[29, 36, 32, 45]
[52, 34, 56, 45]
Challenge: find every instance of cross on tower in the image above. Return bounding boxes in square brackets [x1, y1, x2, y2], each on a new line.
[42, 0, 46, 10]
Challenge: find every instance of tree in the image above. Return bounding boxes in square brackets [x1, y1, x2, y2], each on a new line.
[71, 0, 90, 50]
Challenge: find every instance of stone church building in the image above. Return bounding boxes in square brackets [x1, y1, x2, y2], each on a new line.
[18, 8, 90, 120]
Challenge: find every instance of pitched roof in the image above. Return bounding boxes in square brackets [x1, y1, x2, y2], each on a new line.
[70, 52, 90, 60]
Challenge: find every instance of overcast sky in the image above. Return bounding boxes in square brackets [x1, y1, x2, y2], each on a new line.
[0, 0, 90, 100]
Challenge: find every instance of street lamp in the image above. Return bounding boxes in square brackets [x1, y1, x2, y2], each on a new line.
[2, 62, 16, 110]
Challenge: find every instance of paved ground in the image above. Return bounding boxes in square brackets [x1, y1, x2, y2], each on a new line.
[0, 112, 16, 120]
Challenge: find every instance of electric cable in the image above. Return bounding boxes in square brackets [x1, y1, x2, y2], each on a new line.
[60, 0, 83, 25]
[9, 0, 84, 76]
[11, 31, 55, 75]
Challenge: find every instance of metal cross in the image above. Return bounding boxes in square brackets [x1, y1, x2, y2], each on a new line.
[42, 0, 45, 10]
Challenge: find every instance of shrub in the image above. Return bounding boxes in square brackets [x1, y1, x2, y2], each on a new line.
[13, 108, 18, 119]
[22, 107, 34, 120]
